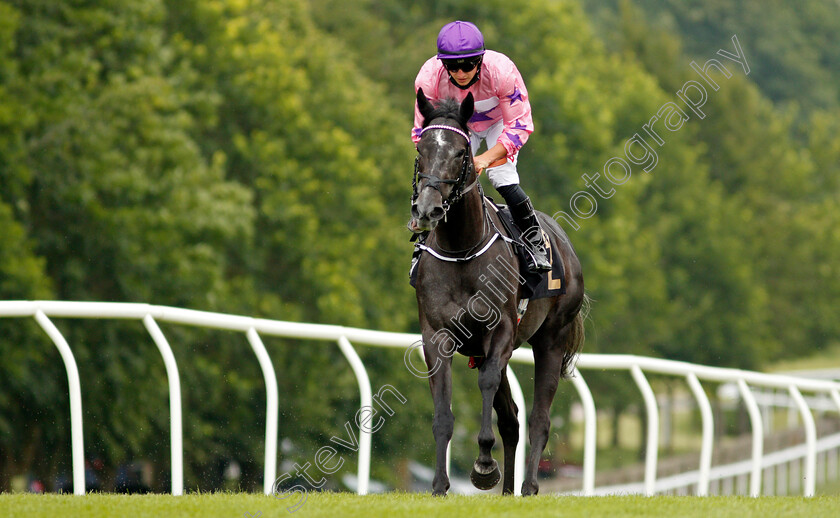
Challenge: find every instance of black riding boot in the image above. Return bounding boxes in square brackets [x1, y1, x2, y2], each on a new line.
[509, 197, 552, 273]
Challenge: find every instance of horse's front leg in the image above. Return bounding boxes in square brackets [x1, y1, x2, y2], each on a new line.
[471, 353, 503, 490]
[427, 352, 454, 496]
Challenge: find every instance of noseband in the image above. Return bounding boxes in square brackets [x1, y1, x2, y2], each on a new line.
[411, 124, 477, 216]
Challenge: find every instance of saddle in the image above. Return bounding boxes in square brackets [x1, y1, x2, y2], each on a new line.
[408, 196, 566, 301]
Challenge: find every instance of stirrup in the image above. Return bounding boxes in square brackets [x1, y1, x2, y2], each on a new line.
[524, 234, 552, 272]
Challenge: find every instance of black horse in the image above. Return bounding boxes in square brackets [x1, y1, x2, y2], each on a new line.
[410, 88, 586, 496]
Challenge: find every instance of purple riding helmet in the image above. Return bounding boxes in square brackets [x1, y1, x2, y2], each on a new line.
[436, 21, 486, 59]
[436, 21, 485, 89]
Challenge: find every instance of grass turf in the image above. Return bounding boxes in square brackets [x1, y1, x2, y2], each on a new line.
[2, 492, 840, 518]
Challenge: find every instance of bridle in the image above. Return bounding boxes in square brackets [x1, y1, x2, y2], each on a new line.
[411, 124, 479, 218]
[409, 122, 512, 262]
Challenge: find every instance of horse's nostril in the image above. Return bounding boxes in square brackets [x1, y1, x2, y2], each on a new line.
[429, 207, 444, 221]
[411, 205, 420, 218]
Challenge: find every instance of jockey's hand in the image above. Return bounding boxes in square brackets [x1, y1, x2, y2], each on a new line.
[475, 143, 509, 176]
[474, 156, 492, 176]
[474, 155, 507, 176]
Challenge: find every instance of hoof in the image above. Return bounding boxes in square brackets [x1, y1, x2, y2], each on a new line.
[432, 489, 447, 497]
[470, 460, 501, 490]
[521, 480, 539, 496]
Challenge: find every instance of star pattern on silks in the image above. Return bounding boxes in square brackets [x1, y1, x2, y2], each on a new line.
[412, 127, 423, 139]
[505, 132, 524, 148]
[507, 87, 524, 105]
[470, 109, 494, 123]
[511, 119, 529, 131]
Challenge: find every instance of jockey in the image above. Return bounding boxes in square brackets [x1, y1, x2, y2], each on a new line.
[411, 20, 551, 272]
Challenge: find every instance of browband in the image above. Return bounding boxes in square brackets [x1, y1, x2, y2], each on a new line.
[420, 124, 470, 143]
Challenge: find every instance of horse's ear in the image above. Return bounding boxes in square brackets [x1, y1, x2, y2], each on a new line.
[417, 88, 434, 122]
[460, 92, 475, 124]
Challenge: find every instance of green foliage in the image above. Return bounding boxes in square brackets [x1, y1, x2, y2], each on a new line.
[588, 0, 840, 112]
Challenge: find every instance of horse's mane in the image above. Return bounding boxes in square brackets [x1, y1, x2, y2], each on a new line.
[422, 98, 469, 132]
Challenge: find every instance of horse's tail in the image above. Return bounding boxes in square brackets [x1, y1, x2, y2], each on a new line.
[561, 292, 591, 379]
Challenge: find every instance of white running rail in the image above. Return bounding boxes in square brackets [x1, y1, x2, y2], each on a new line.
[2, 301, 840, 497]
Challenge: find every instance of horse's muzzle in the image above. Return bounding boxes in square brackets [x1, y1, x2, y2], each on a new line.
[410, 202, 444, 231]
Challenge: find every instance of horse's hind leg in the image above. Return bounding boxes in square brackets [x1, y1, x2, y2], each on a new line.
[470, 355, 502, 490]
[521, 324, 572, 496]
[493, 368, 519, 495]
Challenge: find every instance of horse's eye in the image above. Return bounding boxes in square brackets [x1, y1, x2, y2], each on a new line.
[456, 149, 466, 157]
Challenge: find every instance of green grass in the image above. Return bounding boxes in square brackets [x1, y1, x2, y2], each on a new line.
[765, 342, 840, 373]
[2, 492, 840, 518]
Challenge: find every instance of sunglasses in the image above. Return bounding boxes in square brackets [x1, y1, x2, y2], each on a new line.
[442, 57, 481, 73]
